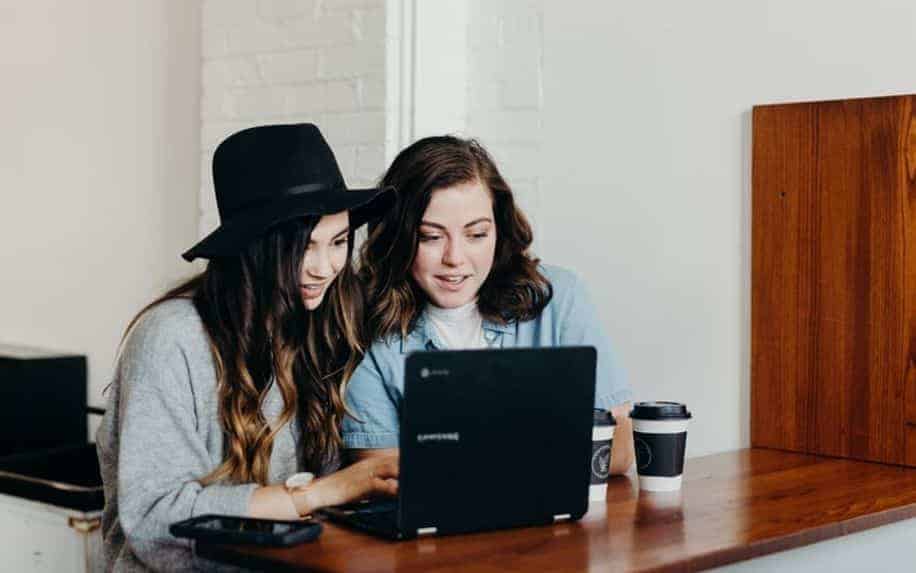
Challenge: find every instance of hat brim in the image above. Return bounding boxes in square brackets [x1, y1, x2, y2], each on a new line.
[182, 185, 395, 261]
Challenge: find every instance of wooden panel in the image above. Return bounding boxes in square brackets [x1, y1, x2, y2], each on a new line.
[810, 99, 862, 459]
[752, 94, 915, 466]
[750, 104, 816, 452]
[198, 449, 916, 572]
[859, 98, 908, 463]
[906, 113, 916, 464]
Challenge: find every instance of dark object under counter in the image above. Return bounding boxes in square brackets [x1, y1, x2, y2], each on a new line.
[0, 443, 103, 512]
[0, 344, 87, 457]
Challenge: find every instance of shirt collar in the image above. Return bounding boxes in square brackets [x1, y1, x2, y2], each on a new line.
[483, 318, 515, 334]
[399, 313, 436, 354]
[398, 311, 515, 354]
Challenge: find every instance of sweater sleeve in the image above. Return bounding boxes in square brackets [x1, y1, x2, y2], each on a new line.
[112, 306, 257, 562]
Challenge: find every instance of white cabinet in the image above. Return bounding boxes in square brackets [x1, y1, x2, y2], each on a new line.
[0, 492, 102, 573]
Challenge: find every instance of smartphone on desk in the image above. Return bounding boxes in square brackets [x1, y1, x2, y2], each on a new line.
[170, 514, 322, 547]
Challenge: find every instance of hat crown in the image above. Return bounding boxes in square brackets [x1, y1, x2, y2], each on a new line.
[182, 122, 393, 261]
[212, 123, 346, 221]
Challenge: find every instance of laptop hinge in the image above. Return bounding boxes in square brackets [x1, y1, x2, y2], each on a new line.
[417, 526, 438, 536]
[553, 513, 571, 523]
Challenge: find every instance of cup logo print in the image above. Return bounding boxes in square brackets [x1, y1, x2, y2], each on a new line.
[635, 438, 653, 471]
[591, 444, 611, 480]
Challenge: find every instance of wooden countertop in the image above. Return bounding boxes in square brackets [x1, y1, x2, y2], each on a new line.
[197, 448, 916, 572]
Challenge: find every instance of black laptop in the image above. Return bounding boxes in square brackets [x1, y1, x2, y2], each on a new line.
[323, 346, 597, 540]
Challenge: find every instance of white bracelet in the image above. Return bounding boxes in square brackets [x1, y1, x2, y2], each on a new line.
[285, 472, 315, 491]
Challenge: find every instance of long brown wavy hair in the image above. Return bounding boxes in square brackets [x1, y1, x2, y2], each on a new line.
[124, 216, 364, 485]
[360, 135, 552, 340]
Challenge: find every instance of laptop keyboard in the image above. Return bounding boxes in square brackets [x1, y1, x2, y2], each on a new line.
[349, 505, 398, 530]
[332, 500, 399, 534]
[334, 499, 397, 513]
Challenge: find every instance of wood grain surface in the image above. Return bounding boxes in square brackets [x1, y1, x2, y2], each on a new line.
[197, 449, 916, 572]
[752, 94, 916, 465]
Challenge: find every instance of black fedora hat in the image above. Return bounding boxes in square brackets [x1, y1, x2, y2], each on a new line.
[182, 123, 394, 261]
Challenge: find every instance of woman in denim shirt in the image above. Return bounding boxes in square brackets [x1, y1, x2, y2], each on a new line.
[343, 136, 634, 474]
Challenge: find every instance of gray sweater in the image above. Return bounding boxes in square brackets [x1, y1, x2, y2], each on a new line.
[96, 299, 315, 571]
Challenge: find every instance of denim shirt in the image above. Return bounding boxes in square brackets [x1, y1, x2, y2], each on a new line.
[342, 264, 633, 449]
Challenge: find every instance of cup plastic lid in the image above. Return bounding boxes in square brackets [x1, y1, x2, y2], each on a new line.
[630, 401, 691, 421]
[593, 408, 617, 426]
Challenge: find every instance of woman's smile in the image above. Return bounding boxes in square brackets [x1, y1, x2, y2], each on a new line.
[300, 282, 327, 298]
[434, 274, 472, 291]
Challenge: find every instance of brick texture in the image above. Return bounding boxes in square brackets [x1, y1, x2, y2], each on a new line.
[199, 0, 387, 241]
[200, 0, 545, 250]
[466, 0, 545, 249]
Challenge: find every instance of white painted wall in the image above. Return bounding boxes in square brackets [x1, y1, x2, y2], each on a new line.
[540, 1, 916, 456]
[413, 0, 468, 139]
[406, 0, 546, 247]
[465, 0, 545, 251]
[0, 1, 201, 423]
[412, 0, 916, 458]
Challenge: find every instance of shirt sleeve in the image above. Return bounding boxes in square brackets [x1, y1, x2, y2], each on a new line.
[341, 347, 401, 449]
[555, 270, 633, 409]
[112, 313, 258, 564]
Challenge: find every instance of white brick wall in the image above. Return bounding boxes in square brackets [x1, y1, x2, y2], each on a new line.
[199, 0, 387, 240]
[466, 0, 545, 250]
[199, 0, 546, 246]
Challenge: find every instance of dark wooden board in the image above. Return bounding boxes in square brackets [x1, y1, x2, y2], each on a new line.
[752, 94, 916, 465]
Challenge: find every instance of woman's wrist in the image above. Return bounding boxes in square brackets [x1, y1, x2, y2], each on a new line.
[286, 472, 319, 517]
[249, 484, 300, 520]
[290, 482, 322, 517]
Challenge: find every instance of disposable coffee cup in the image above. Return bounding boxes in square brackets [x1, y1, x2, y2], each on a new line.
[630, 401, 691, 492]
[589, 409, 616, 502]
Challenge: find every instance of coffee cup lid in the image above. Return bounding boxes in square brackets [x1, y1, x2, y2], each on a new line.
[629, 401, 691, 421]
[593, 409, 616, 426]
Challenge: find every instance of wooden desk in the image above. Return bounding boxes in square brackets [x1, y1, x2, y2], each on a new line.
[197, 448, 916, 572]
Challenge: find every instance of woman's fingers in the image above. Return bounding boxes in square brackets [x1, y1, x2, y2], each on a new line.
[372, 455, 399, 479]
[302, 453, 401, 510]
[367, 455, 399, 497]
[372, 477, 398, 497]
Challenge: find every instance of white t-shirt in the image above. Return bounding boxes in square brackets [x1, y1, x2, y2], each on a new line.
[425, 300, 487, 350]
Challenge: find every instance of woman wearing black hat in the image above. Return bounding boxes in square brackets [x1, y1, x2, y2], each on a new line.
[96, 124, 396, 571]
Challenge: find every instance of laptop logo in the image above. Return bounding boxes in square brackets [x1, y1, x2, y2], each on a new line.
[416, 432, 460, 443]
[419, 367, 450, 378]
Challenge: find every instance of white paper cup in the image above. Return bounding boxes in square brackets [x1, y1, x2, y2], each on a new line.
[589, 410, 616, 502]
[630, 402, 691, 492]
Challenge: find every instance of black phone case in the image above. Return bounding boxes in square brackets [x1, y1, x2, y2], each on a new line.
[170, 514, 323, 547]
